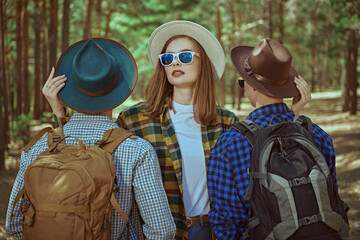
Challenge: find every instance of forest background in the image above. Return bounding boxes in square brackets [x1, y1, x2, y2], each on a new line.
[0, 0, 359, 239]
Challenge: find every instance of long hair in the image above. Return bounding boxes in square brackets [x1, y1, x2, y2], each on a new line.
[143, 35, 218, 125]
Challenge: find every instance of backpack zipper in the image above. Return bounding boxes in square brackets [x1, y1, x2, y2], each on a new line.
[259, 135, 325, 174]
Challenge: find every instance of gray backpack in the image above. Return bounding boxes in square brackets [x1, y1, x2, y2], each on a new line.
[231, 115, 349, 240]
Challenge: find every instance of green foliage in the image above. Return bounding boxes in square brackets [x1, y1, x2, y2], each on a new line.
[41, 112, 53, 123]
[2, 0, 359, 119]
[113, 98, 142, 116]
[78, 0, 360, 94]
[11, 113, 32, 146]
[331, 0, 360, 30]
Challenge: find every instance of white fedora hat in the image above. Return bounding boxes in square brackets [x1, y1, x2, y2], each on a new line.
[147, 20, 225, 81]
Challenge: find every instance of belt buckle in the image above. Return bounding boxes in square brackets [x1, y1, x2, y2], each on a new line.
[186, 217, 192, 228]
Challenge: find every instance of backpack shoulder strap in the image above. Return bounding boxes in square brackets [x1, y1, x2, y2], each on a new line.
[293, 114, 313, 135]
[231, 120, 261, 146]
[231, 120, 265, 200]
[97, 127, 136, 153]
[110, 192, 129, 221]
[23, 127, 53, 152]
[97, 128, 135, 221]
[269, 114, 287, 125]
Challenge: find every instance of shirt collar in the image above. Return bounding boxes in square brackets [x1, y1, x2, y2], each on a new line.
[172, 101, 194, 113]
[247, 103, 292, 121]
[70, 112, 114, 123]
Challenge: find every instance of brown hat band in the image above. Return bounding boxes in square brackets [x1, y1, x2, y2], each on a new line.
[75, 71, 118, 97]
[244, 59, 287, 86]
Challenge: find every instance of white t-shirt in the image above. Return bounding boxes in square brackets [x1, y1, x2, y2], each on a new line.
[169, 101, 210, 217]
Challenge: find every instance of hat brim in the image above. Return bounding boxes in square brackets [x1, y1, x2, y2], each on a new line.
[56, 38, 137, 113]
[147, 20, 225, 81]
[231, 46, 299, 98]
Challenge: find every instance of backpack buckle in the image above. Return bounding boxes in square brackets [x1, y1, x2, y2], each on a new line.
[294, 177, 307, 186]
[96, 140, 106, 146]
[52, 134, 61, 143]
[301, 214, 321, 226]
[304, 215, 317, 225]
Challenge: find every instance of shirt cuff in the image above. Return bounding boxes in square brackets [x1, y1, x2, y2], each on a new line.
[53, 107, 71, 127]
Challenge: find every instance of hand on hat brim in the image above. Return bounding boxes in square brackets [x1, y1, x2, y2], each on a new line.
[291, 75, 311, 114]
[42, 67, 67, 118]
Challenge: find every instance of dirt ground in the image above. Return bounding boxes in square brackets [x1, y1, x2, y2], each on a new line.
[0, 92, 359, 239]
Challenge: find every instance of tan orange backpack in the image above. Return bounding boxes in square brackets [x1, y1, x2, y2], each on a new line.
[11, 126, 136, 240]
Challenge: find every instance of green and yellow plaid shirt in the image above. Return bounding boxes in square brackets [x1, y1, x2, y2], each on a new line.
[116, 102, 239, 240]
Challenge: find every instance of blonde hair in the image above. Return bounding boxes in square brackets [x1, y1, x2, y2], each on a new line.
[143, 35, 218, 125]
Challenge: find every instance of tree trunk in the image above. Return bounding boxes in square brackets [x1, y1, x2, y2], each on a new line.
[310, 47, 316, 91]
[216, 6, 225, 107]
[235, 5, 244, 110]
[16, 0, 23, 115]
[34, 0, 42, 119]
[23, 0, 30, 114]
[265, 0, 273, 38]
[344, 28, 358, 115]
[104, 2, 114, 38]
[62, 0, 71, 52]
[0, 0, 7, 170]
[310, 18, 318, 92]
[47, 0, 57, 114]
[49, 0, 58, 68]
[340, 66, 349, 112]
[230, 2, 237, 110]
[95, 0, 102, 36]
[230, 2, 244, 111]
[323, 40, 329, 89]
[41, 0, 49, 113]
[84, 0, 94, 39]
[277, 0, 284, 43]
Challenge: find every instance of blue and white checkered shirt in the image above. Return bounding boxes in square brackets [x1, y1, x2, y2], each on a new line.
[6, 113, 176, 240]
[207, 103, 337, 240]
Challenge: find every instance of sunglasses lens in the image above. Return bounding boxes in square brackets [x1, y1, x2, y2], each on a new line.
[179, 52, 193, 64]
[160, 54, 174, 66]
[238, 79, 244, 88]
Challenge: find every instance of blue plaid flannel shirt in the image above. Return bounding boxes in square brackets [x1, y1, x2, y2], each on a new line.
[6, 113, 176, 240]
[207, 103, 337, 240]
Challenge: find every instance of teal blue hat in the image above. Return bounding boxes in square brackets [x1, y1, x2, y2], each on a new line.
[56, 38, 137, 113]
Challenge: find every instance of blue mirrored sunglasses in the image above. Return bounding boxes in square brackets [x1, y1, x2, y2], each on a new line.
[158, 51, 199, 66]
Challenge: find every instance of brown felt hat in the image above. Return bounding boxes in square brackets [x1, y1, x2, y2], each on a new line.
[231, 38, 300, 98]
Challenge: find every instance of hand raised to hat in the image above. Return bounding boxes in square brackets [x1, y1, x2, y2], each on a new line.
[291, 75, 311, 114]
[42, 67, 67, 118]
